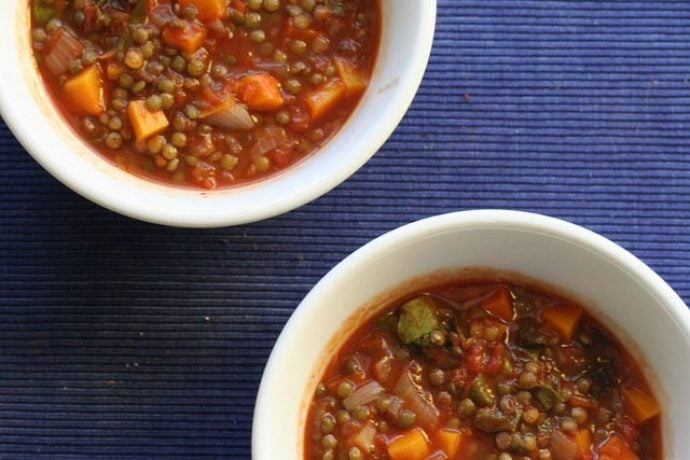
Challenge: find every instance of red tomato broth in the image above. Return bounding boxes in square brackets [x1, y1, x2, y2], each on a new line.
[30, 0, 380, 189]
[305, 278, 662, 460]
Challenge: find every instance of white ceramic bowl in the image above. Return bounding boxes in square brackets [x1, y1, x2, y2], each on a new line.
[253, 210, 690, 459]
[0, 1, 436, 227]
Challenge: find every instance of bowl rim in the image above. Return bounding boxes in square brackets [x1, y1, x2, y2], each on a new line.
[0, 0, 437, 228]
[252, 209, 690, 458]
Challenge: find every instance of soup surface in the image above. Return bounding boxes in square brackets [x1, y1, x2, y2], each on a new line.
[305, 279, 661, 460]
[30, 0, 379, 189]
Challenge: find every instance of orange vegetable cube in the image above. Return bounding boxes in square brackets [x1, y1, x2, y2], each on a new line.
[482, 286, 514, 321]
[541, 302, 583, 342]
[622, 386, 661, 424]
[573, 428, 593, 460]
[237, 73, 285, 110]
[598, 435, 639, 460]
[436, 429, 463, 458]
[177, 0, 228, 21]
[162, 20, 207, 53]
[387, 429, 431, 460]
[127, 100, 170, 143]
[334, 56, 368, 96]
[62, 64, 105, 116]
[303, 78, 347, 121]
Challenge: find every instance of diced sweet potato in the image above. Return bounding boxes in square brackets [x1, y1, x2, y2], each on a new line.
[387, 428, 431, 460]
[237, 73, 285, 110]
[178, 0, 228, 21]
[573, 428, 593, 460]
[598, 435, 639, 460]
[333, 56, 368, 96]
[482, 286, 514, 321]
[162, 20, 207, 53]
[62, 64, 105, 116]
[436, 429, 464, 458]
[622, 386, 661, 424]
[541, 303, 583, 342]
[127, 100, 169, 142]
[303, 78, 347, 121]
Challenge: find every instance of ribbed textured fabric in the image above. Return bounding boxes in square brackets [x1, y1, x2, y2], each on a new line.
[1, 1, 689, 458]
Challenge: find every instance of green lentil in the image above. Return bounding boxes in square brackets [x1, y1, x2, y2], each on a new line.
[221, 154, 239, 170]
[185, 104, 201, 119]
[249, 29, 266, 43]
[312, 35, 330, 53]
[294, 14, 311, 29]
[248, 0, 263, 10]
[141, 41, 155, 59]
[321, 434, 337, 449]
[104, 132, 123, 149]
[118, 73, 134, 89]
[397, 409, 416, 428]
[162, 144, 178, 160]
[289, 39, 308, 55]
[348, 447, 362, 460]
[300, 0, 316, 11]
[335, 410, 350, 424]
[32, 29, 48, 42]
[321, 450, 334, 460]
[245, 12, 262, 28]
[429, 368, 445, 386]
[336, 380, 353, 398]
[73, 10, 85, 25]
[146, 94, 163, 111]
[187, 59, 206, 77]
[181, 5, 198, 19]
[166, 158, 179, 172]
[133, 28, 149, 45]
[263, 0, 280, 12]
[146, 135, 166, 155]
[45, 18, 62, 33]
[284, 79, 302, 94]
[157, 79, 176, 94]
[274, 50, 288, 63]
[160, 93, 175, 110]
[276, 110, 291, 125]
[458, 398, 477, 417]
[560, 417, 578, 433]
[124, 48, 144, 69]
[171, 55, 186, 72]
[107, 117, 122, 131]
[320, 413, 335, 434]
[132, 80, 147, 93]
[171, 132, 187, 148]
[353, 406, 370, 421]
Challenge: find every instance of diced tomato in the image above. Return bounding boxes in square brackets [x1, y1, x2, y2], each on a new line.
[484, 343, 505, 375]
[288, 106, 311, 133]
[272, 146, 293, 168]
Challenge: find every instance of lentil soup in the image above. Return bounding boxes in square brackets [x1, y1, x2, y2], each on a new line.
[305, 278, 661, 460]
[30, 0, 380, 189]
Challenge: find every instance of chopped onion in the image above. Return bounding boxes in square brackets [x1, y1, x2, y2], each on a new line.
[349, 421, 376, 452]
[373, 355, 393, 384]
[343, 380, 384, 411]
[386, 396, 403, 418]
[394, 369, 439, 430]
[249, 126, 288, 157]
[45, 28, 84, 76]
[550, 430, 579, 460]
[202, 100, 255, 130]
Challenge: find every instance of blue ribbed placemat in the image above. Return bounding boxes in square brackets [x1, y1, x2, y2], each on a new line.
[2, 1, 690, 458]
